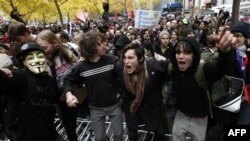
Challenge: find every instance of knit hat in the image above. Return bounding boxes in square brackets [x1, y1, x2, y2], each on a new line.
[159, 30, 170, 38]
[0, 43, 9, 50]
[231, 21, 250, 38]
[0, 54, 12, 68]
[16, 42, 44, 60]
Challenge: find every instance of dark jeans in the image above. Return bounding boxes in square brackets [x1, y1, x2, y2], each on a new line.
[125, 111, 166, 141]
[59, 101, 79, 141]
[238, 101, 250, 124]
[205, 123, 224, 141]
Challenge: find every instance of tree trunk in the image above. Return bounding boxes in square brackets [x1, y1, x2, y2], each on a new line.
[42, 13, 46, 28]
[123, 0, 127, 17]
[54, 0, 64, 28]
[231, 0, 240, 27]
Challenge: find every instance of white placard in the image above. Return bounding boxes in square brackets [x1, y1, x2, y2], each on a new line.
[134, 10, 161, 29]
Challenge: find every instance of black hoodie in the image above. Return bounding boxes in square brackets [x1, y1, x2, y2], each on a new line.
[170, 37, 234, 117]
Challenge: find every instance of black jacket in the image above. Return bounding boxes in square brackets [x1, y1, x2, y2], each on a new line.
[0, 69, 59, 141]
[170, 37, 235, 117]
[117, 58, 166, 131]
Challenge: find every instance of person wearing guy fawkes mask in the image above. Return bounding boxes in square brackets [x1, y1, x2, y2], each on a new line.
[0, 43, 60, 141]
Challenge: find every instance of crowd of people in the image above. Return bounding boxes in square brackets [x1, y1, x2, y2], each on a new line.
[0, 10, 250, 141]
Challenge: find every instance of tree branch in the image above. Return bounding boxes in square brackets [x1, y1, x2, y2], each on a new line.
[59, 0, 68, 7]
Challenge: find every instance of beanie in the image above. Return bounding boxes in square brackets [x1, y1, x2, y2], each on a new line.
[159, 30, 170, 38]
[231, 21, 250, 38]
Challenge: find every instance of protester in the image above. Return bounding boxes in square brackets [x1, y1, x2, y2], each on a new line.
[63, 31, 123, 141]
[36, 29, 79, 141]
[230, 21, 250, 125]
[0, 43, 59, 141]
[117, 42, 167, 141]
[205, 21, 250, 141]
[152, 30, 174, 133]
[170, 30, 235, 141]
[7, 22, 36, 45]
[7, 22, 37, 68]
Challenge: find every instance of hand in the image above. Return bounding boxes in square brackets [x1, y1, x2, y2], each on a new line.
[66, 92, 78, 108]
[217, 26, 236, 51]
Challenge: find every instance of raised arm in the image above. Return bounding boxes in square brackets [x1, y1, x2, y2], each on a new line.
[217, 26, 236, 52]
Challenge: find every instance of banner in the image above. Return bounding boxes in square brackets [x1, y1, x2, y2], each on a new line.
[134, 10, 161, 29]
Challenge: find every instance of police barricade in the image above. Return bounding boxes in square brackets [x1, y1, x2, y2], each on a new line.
[55, 117, 173, 141]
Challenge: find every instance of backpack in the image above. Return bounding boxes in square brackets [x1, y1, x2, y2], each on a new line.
[197, 52, 245, 113]
[168, 52, 245, 116]
[195, 63, 244, 114]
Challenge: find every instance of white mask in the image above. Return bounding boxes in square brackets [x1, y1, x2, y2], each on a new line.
[23, 51, 47, 74]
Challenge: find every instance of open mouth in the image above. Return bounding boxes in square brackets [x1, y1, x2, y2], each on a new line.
[178, 61, 186, 69]
[126, 65, 131, 69]
[125, 65, 133, 73]
[178, 61, 185, 65]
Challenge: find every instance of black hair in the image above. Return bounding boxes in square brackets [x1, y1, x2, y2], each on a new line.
[175, 41, 194, 54]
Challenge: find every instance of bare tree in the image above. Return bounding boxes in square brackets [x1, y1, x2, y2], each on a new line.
[54, 0, 68, 28]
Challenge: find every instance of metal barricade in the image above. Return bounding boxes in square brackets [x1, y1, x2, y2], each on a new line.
[55, 117, 173, 141]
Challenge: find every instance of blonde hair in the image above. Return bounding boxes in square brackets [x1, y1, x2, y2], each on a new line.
[37, 30, 77, 64]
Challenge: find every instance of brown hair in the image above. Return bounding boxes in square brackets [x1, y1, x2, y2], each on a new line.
[7, 22, 31, 41]
[207, 34, 218, 47]
[79, 31, 107, 59]
[122, 43, 145, 64]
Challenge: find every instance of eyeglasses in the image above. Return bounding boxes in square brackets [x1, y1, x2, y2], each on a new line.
[233, 33, 244, 38]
